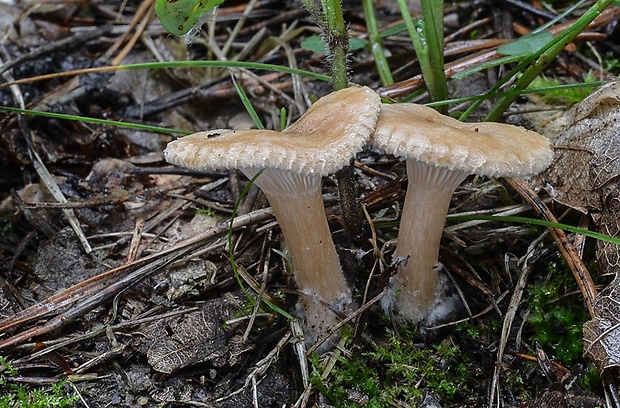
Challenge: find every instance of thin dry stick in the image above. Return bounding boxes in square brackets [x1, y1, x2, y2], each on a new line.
[271, 36, 308, 115]
[217, 330, 293, 402]
[0, 55, 92, 253]
[0, 208, 274, 345]
[242, 230, 273, 341]
[233, 27, 269, 64]
[362, 203, 389, 268]
[290, 320, 310, 388]
[112, 4, 155, 65]
[21, 307, 197, 362]
[306, 288, 387, 355]
[103, 0, 155, 61]
[489, 248, 539, 406]
[222, 0, 261, 55]
[505, 177, 597, 317]
[0, 250, 183, 349]
[126, 218, 145, 263]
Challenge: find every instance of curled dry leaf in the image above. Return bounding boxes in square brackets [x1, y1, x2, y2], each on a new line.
[144, 299, 232, 374]
[584, 274, 620, 371]
[534, 81, 620, 214]
[166, 259, 217, 301]
[533, 81, 620, 371]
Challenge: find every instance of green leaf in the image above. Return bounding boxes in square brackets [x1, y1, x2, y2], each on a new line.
[497, 31, 554, 56]
[527, 74, 597, 104]
[300, 35, 328, 53]
[349, 37, 369, 51]
[379, 22, 407, 39]
[155, 0, 225, 36]
[451, 55, 524, 80]
[301, 35, 368, 53]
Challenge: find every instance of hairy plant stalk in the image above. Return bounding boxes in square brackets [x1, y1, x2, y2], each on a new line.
[320, 0, 349, 90]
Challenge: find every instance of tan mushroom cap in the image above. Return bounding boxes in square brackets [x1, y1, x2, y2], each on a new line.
[164, 86, 381, 176]
[372, 103, 554, 177]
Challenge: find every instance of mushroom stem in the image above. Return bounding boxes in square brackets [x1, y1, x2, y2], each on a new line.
[262, 182, 352, 343]
[385, 159, 468, 323]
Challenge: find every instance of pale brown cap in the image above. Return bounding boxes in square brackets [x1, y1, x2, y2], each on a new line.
[371, 103, 553, 177]
[164, 86, 381, 176]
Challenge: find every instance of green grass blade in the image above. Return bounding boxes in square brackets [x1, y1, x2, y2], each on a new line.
[420, 0, 448, 111]
[125, 61, 332, 82]
[426, 81, 604, 108]
[532, 0, 588, 34]
[279, 107, 287, 131]
[0, 60, 331, 88]
[451, 55, 527, 81]
[456, 0, 613, 122]
[448, 214, 620, 246]
[231, 75, 265, 129]
[0, 105, 191, 135]
[362, 0, 394, 86]
[395, 0, 432, 94]
[485, 0, 615, 121]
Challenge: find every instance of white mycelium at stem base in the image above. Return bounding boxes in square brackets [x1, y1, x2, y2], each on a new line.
[383, 160, 468, 323]
[243, 168, 351, 345]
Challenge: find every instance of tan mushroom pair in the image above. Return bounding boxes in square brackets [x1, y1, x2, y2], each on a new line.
[165, 86, 553, 348]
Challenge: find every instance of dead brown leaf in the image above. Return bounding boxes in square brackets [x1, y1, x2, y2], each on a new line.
[535, 81, 620, 214]
[584, 274, 620, 371]
[144, 299, 232, 374]
[535, 81, 620, 372]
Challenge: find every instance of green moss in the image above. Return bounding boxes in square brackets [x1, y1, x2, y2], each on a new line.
[527, 262, 588, 366]
[527, 74, 598, 104]
[0, 357, 78, 408]
[312, 327, 472, 406]
[602, 51, 620, 74]
[457, 317, 502, 343]
[580, 363, 602, 393]
[195, 207, 217, 217]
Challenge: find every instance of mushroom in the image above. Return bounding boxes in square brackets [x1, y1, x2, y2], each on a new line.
[164, 86, 381, 347]
[371, 103, 553, 324]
